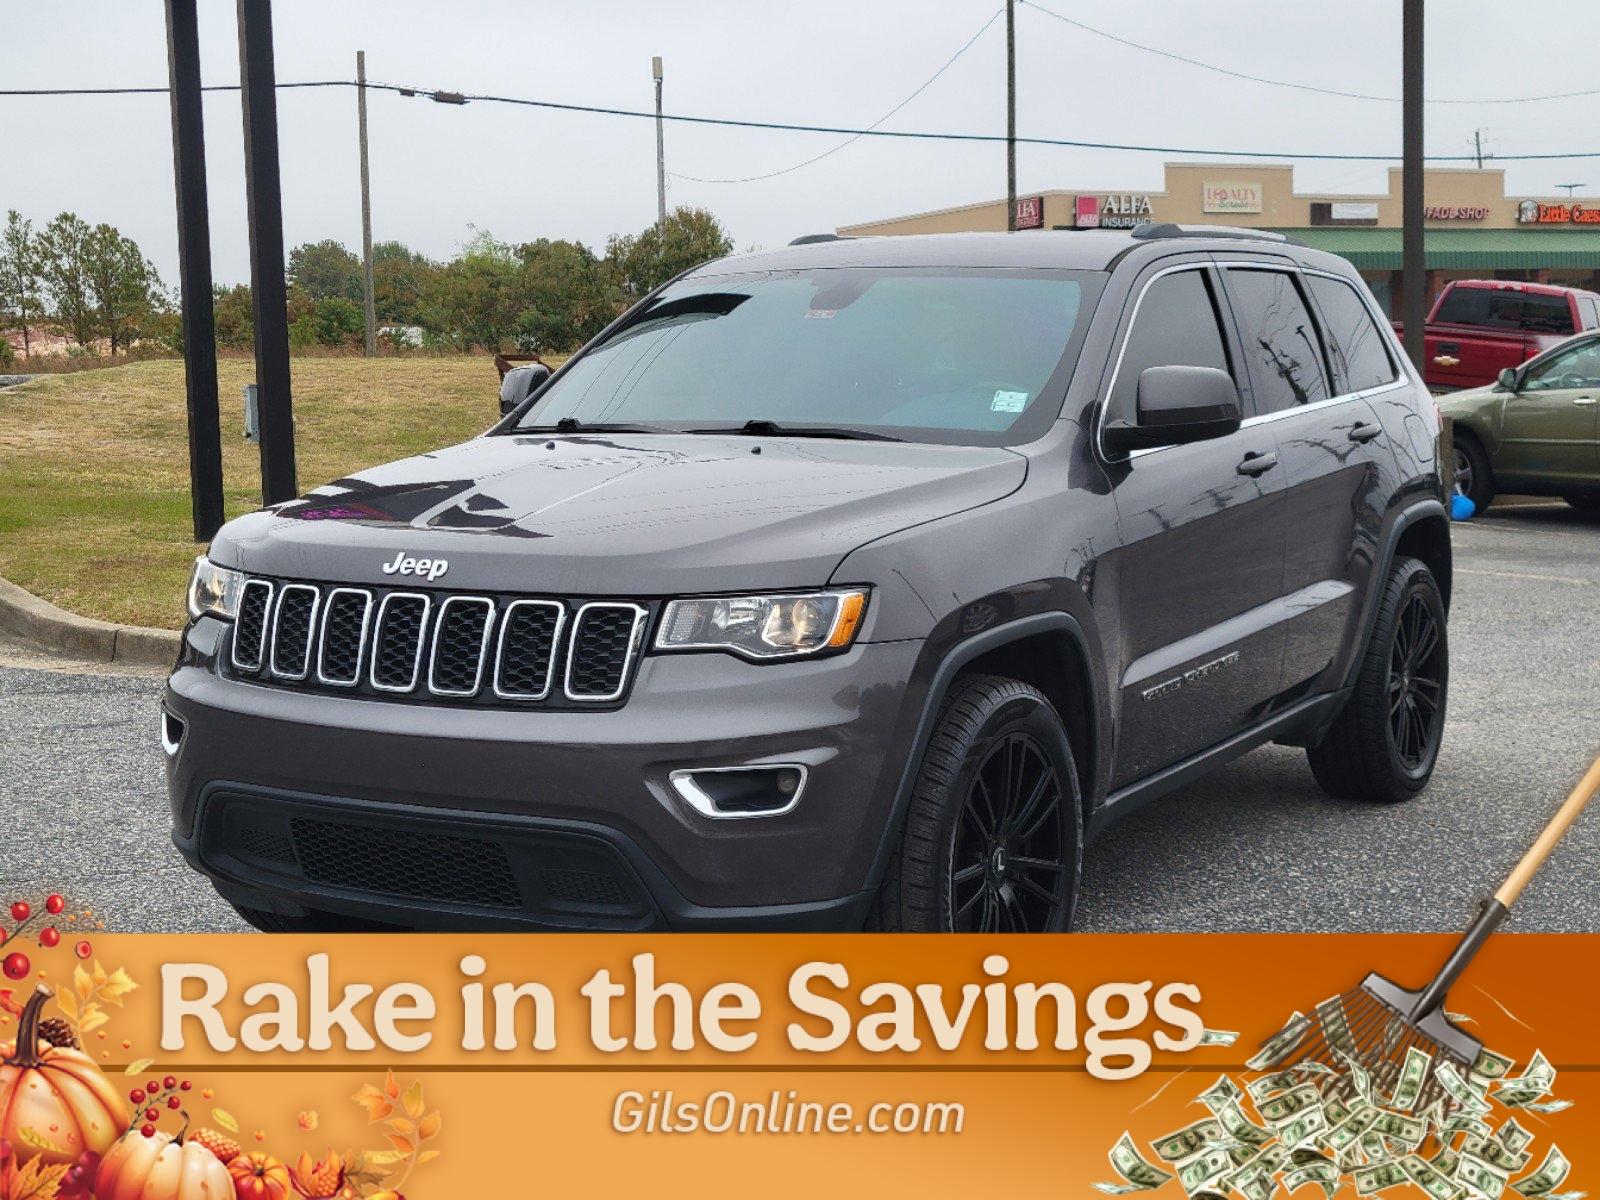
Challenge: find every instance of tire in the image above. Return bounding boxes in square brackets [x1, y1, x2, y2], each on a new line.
[1307, 556, 1448, 803]
[872, 674, 1083, 932]
[231, 905, 397, 932]
[1564, 494, 1600, 513]
[1452, 434, 1495, 512]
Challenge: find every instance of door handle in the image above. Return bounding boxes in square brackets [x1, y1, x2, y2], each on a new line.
[1236, 450, 1279, 477]
[1348, 421, 1383, 443]
[1575, 396, 1598, 406]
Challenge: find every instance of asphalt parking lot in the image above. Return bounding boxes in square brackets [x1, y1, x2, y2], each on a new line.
[2, 500, 1597, 934]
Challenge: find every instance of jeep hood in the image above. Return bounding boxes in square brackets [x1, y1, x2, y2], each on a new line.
[209, 432, 1026, 594]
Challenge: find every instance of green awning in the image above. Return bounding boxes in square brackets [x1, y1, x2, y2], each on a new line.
[1274, 227, 1600, 271]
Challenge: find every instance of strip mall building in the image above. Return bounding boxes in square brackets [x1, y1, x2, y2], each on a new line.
[837, 162, 1600, 316]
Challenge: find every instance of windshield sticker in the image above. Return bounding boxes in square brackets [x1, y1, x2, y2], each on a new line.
[803, 308, 837, 319]
[991, 390, 1029, 413]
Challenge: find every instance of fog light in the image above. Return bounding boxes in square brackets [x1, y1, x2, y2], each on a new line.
[669, 765, 807, 818]
[159, 711, 185, 758]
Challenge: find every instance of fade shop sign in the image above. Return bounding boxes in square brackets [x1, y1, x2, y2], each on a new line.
[1076, 194, 1155, 228]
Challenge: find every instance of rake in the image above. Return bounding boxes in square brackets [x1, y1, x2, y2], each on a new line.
[1259, 753, 1600, 1114]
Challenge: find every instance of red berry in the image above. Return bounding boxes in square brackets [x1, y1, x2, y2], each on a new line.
[147, 1080, 160, 1095]
[2, 952, 30, 981]
[45, 895, 64, 915]
[144, 1107, 159, 1122]
[163, 1075, 177, 1090]
[129, 1089, 145, 1104]
[73, 940, 91, 960]
[167, 1096, 181, 1110]
[140, 1124, 155, 1138]
[179, 1080, 192, 1091]
[10, 902, 29, 923]
[39, 927, 59, 948]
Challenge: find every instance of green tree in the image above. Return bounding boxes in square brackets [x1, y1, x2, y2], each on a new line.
[310, 296, 364, 347]
[37, 212, 97, 348]
[0, 211, 45, 357]
[212, 283, 255, 350]
[511, 238, 618, 353]
[418, 229, 523, 351]
[287, 239, 362, 302]
[371, 240, 433, 327]
[82, 222, 163, 354]
[604, 206, 733, 301]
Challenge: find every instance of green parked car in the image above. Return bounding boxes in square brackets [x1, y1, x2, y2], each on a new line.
[1442, 331, 1600, 513]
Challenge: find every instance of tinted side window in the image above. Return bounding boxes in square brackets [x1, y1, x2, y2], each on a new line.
[1435, 286, 1574, 334]
[1111, 269, 1232, 422]
[1582, 297, 1600, 329]
[1225, 269, 1330, 414]
[1307, 275, 1397, 393]
[1523, 338, 1600, 390]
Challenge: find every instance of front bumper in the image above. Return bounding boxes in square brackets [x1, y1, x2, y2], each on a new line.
[165, 619, 923, 930]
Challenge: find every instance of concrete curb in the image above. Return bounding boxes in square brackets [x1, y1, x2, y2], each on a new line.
[0, 576, 180, 668]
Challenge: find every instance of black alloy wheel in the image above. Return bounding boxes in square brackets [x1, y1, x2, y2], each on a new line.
[1388, 593, 1445, 772]
[949, 732, 1069, 933]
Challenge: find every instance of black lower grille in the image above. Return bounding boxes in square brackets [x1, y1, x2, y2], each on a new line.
[540, 867, 629, 905]
[237, 825, 296, 865]
[566, 604, 644, 700]
[289, 817, 522, 908]
[372, 594, 429, 690]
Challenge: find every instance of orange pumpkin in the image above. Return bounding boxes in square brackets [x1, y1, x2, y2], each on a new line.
[228, 1151, 293, 1200]
[95, 1128, 234, 1200]
[0, 986, 127, 1165]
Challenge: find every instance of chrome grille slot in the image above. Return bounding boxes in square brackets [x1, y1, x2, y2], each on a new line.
[231, 579, 274, 672]
[316, 588, 372, 687]
[564, 602, 647, 702]
[428, 596, 495, 697]
[493, 599, 565, 700]
[370, 592, 430, 692]
[269, 584, 320, 680]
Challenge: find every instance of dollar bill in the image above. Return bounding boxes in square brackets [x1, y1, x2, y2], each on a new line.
[1338, 1049, 1375, 1105]
[1316, 996, 1358, 1057]
[1355, 1161, 1409, 1195]
[1471, 1047, 1515, 1081]
[1100, 1132, 1174, 1193]
[1258, 1082, 1322, 1127]
[1512, 1146, 1571, 1197]
[1322, 1105, 1379, 1154]
[1442, 1112, 1493, 1142]
[1391, 1045, 1433, 1112]
[1199, 1027, 1240, 1047]
[1436, 1061, 1494, 1117]
[1277, 1106, 1329, 1149]
[1285, 1160, 1340, 1199]
[1463, 1134, 1531, 1175]
[1495, 1051, 1555, 1102]
[1248, 1012, 1310, 1071]
[1216, 1101, 1273, 1148]
[1198, 1074, 1244, 1113]
[1177, 1148, 1234, 1196]
[1516, 1099, 1573, 1115]
[1433, 1147, 1461, 1176]
[1404, 1152, 1466, 1200]
[1459, 1153, 1510, 1200]
[1371, 1110, 1427, 1148]
[1151, 1118, 1224, 1164]
[1498, 1118, 1535, 1154]
[1228, 1165, 1275, 1200]
[1248, 1070, 1301, 1102]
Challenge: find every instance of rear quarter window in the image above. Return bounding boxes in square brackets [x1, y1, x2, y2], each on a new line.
[1306, 275, 1398, 393]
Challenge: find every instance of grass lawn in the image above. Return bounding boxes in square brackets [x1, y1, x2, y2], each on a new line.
[0, 356, 521, 630]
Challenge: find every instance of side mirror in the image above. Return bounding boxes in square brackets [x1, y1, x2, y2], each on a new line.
[500, 363, 552, 416]
[1497, 366, 1519, 392]
[1104, 365, 1242, 454]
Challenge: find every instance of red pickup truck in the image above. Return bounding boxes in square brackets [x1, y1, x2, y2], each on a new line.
[1392, 279, 1600, 390]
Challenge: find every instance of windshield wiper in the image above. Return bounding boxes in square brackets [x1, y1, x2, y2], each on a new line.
[516, 416, 682, 435]
[686, 419, 903, 442]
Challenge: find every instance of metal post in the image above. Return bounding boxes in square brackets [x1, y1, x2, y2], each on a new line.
[164, 0, 225, 542]
[1006, 0, 1017, 232]
[653, 56, 667, 223]
[237, 0, 297, 504]
[1401, 0, 1426, 374]
[1473, 129, 1483, 170]
[357, 50, 376, 357]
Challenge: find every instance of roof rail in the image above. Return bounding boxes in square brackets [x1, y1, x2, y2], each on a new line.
[789, 233, 851, 246]
[1130, 223, 1306, 247]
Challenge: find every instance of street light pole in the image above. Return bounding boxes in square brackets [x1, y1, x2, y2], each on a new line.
[1005, 0, 1016, 232]
[357, 50, 376, 357]
[653, 56, 667, 223]
[1401, 0, 1426, 375]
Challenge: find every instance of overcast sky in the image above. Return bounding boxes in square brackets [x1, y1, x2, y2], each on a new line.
[6, 0, 1600, 286]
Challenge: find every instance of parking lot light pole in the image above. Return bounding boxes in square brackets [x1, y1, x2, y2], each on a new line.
[357, 50, 376, 357]
[1401, 0, 1426, 375]
[237, 0, 298, 504]
[653, 56, 666, 224]
[163, 0, 225, 542]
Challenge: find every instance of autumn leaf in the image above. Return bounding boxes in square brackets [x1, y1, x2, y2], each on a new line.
[415, 1149, 441, 1167]
[79, 1008, 108, 1034]
[401, 1080, 424, 1119]
[0, 990, 23, 1019]
[384, 1134, 414, 1155]
[123, 1057, 155, 1076]
[361, 1150, 407, 1168]
[416, 1111, 440, 1141]
[212, 1108, 240, 1133]
[383, 1070, 400, 1100]
[15, 1127, 69, 1156]
[352, 1084, 393, 1123]
[99, 967, 138, 1005]
[72, 966, 92, 1003]
[298, 1110, 319, 1131]
[49, 990, 74, 1022]
[2, 1156, 70, 1200]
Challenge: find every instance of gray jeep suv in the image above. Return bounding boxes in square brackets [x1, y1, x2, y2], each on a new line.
[166, 225, 1452, 933]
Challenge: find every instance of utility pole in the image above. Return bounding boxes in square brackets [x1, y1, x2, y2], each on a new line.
[1473, 129, 1483, 169]
[357, 50, 376, 357]
[653, 56, 667, 224]
[1005, 0, 1017, 231]
[1401, 0, 1426, 375]
[163, 0, 224, 542]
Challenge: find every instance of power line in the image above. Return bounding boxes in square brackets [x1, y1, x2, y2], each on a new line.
[1019, 0, 1600, 106]
[17, 75, 1600, 162]
[668, 6, 1004, 184]
[0, 81, 349, 95]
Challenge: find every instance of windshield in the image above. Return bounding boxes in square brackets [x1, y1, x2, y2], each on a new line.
[512, 266, 1102, 445]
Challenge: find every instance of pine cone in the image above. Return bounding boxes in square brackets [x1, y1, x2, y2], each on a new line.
[37, 1016, 78, 1049]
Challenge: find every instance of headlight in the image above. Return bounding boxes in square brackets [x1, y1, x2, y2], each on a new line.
[655, 589, 868, 660]
[186, 556, 245, 621]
